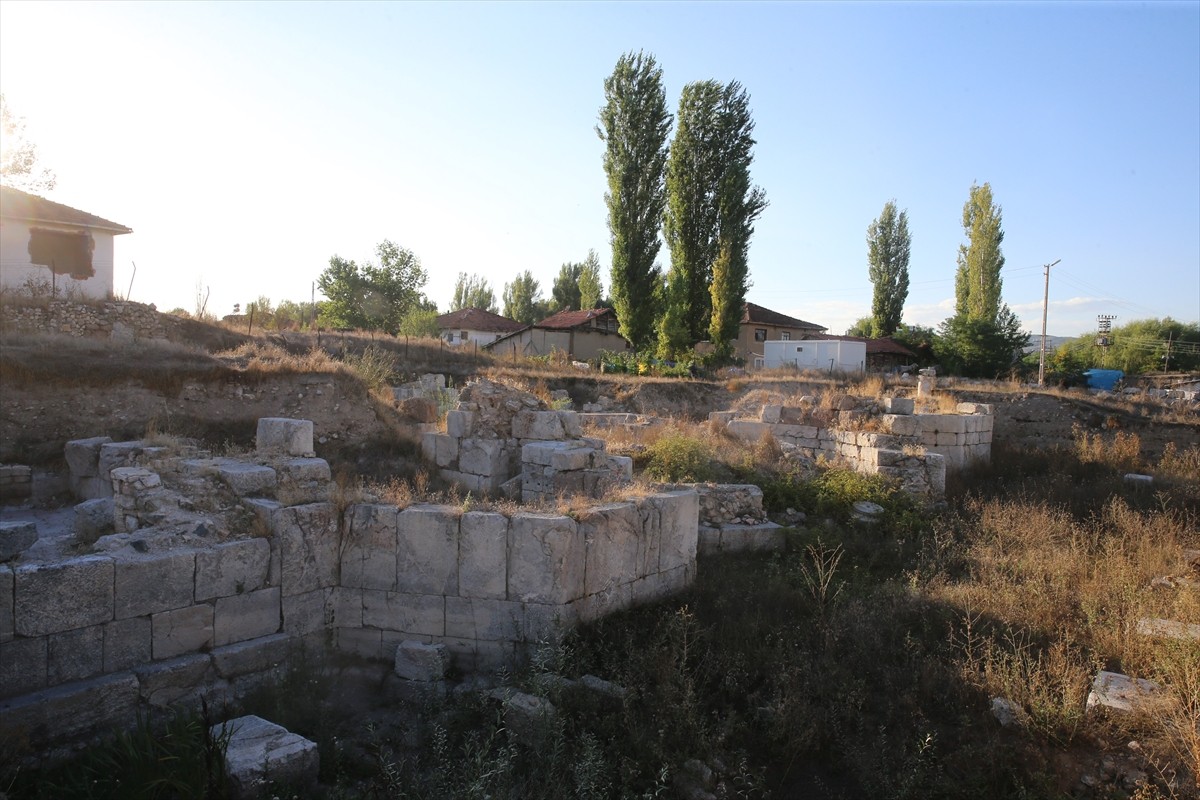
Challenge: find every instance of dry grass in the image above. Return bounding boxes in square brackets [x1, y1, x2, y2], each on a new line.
[1074, 425, 1144, 473]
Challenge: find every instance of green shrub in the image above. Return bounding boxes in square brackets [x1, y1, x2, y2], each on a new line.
[644, 432, 715, 482]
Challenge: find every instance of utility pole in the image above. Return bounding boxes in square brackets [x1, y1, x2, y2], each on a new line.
[1037, 259, 1061, 387]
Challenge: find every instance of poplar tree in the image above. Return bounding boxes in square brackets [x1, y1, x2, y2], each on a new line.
[598, 51, 671, 351]
[577, 249, 604, 310]
[450, 272, 497, 313]
[954, 182, 1005, 322]
[866, 200, 911, 337]
[707, 82, 767, 359]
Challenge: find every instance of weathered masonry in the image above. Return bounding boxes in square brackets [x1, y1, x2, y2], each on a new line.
[0, 418, 698, 756]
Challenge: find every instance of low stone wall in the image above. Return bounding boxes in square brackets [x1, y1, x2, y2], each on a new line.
[0, 464, 32, 502]
[0, 299, 178, 341]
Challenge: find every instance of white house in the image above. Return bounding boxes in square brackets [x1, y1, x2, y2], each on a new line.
[435, 307, 526, 347]
[0, 186, 132, 299]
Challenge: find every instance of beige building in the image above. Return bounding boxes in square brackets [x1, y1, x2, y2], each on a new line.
[486, 308, 631, 362]
[732, 302, 826, 363]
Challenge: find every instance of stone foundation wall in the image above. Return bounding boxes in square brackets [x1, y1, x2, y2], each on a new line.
[0, 299, 177, 341]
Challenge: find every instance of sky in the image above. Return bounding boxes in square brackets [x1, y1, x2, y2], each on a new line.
[0, 0, 1197, 338]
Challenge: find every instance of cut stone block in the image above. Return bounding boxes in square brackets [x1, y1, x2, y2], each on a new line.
[335, 627, 381, 659]
[341, 504, 400, 591]
[396, 505, 459, 596]
[217, 463, 278, 496]
[256, 418, 315, 457]
[99, 442, 145, 481]
[47, 625, 103, 685]
[213, 714, 319, 799]
[152, 604, 214, 659]
[362, 590, 444, 636]
[394, 640, 448, 681]
[459, 438, 508, 477]
[1124, 473, 1154, 486]
[1135, 617, 1200, 641]
[215, 587, 281, 646]
[281, 588, 330, 636]
[114, 551, 196, 619]
[74, 498, 114, 540]
[508, 513, 583, 604]
[0, 521, 37, 562]
[272, 503, 339, 596]
[134, 652, 213, 707]
[0, 635, 47, 697]
[64, 436, 113, 477]
[445, 596, 523, 641]
[195, 538, 272, 601]
[445, 410, 475, 438]
[883, 397, 914, 415]
[275, 459, 332, 505]
[15, 556, 114, 636]
[0, 673, 139, 748]
[459, 512, 508, 600]
[1086, 670, 1167, 714]
[579, 503, 641, 597]
[104, 616, 152, 673]
[512, 410, 565, 440]
[211, 633, 291, 679]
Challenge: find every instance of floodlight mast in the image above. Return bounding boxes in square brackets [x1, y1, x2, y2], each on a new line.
[1037, 259, 1062, 387]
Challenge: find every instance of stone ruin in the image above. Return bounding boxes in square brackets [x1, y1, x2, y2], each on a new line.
[0, 414, 698, 760]
[711, 395, 996, 502]
[420, 379, 633, 503]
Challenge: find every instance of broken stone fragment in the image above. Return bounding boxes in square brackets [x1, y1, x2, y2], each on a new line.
[211, 715, 318, 800]
[1086, 670, 1166, 715]
[394, 640, 448, 682]
[0, 520, 37, 561]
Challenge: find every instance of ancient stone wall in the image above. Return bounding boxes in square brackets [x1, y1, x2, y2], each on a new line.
[0, 299, 178, 341]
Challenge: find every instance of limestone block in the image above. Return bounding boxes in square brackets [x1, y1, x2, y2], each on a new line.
[256, 418, 314, 457]
[0, 566, 11, 643]
[550, 445, 594, 472]
[46, 625, 104, 685]
[524, 601, 578, 642]
[152, 604, 214, 659]
[0, 636, 47, 697]
[655, 491, 700, 574]
[196, 538, 272, 601]
[573, 582, 633, 625]
[550, 471, 585, 496]
[508, 513, 584, 604]
[217, 463, 278, 496]
[879, 414, 918, 437]
[727, 420, 769, 442]
[631, 565, 691, 604]
[70, 475, 112, 501]
[275, 458, 332, 505]
[579, 503, 641, 597]
[214, 714, 319, 800]
[442, 470, 488, 495]
[522, 441, 565, 467]
[459, 511, 508, 600]
[935, 431, 959, 447]
[110, 466, 161, 496]
[708, 410, 735, 424]
[697, 526, 721, 556]
[114, 550, 196, 619]
[719, 522, 785, 554]
[512, 410, 564, 440]
[327, 587, 362, 628]
[0, 673, 139, 748]
[926, 453, 947, 497]
[272, 503, 339, 597]
[1135, 617, 1200, 641]
[445, 597, 523, 641]
[215, 587, 281, 647]
[74, 498, 114, 540]
[595, 454, 634, 480]
[0, 521, 36, 561]
[134, 652, 213, 707]
[1086, 670, 1167, 714]
[99, 442, 145, 480]
[394, 640, 448, 681]
[281, 588, 331, 636]
[396, 505, 459, 596]
[336, 627, 382, 659]
[341, 504, 400, 591]
[446, 410, 475, 438]
[559, 411, 583, 438]
[362, 591, 444, 636]
[15, 556, 114, 636]
[882, 397, 914, 415]
[492, 689, 557, 747]
[212, 633, 291, 679]
[64, 436, 113, 477]
[957, 402, 994, 415]
[103, 616, 151, 673]
[420, 431, 438, 463]
[761, 404, 782, 423]
[460, 438, 508, 477]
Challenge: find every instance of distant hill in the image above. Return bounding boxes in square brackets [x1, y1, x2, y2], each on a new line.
[1022, 334, 1072, 354]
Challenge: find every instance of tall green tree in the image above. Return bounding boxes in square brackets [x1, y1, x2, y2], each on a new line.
[451, 272, 497, 313]
[660, 80, 724, 357]
[954, 182, 1005, 322]
[707, 82, 768, 359]
[317, 240, 429, 334]
[866, 200, 911, 337]
[577, 249, 604, 310]
[551, 262, 583, 312]
[503, 270, 545, 324]
[598, 51, 672, 351]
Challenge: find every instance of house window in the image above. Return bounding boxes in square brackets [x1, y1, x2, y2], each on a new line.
[28, 228, 94, 279]
[754, 328, 767, 341]
[781, 332, 791, 341]
[460, 330, 469, 341]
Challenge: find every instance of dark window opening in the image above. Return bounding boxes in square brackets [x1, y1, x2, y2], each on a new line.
[754, 328, 767, 341]
[781, 332, 791, 341]
[28, 228, 95, 279]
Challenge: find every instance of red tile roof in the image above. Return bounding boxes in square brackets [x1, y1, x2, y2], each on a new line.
[0, 186, 132, 234]
[436, 307, 525, 333]
[742, 302, 825, 331]
[534, 307, 616, 330]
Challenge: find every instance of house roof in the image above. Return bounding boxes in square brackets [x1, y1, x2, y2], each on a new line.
[0, 186, 132, 234]
[534, 307, 616, 330]
[808, 333, 917, 358]
[742, 302, 826, 331]
[436, 307, 525, 333]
